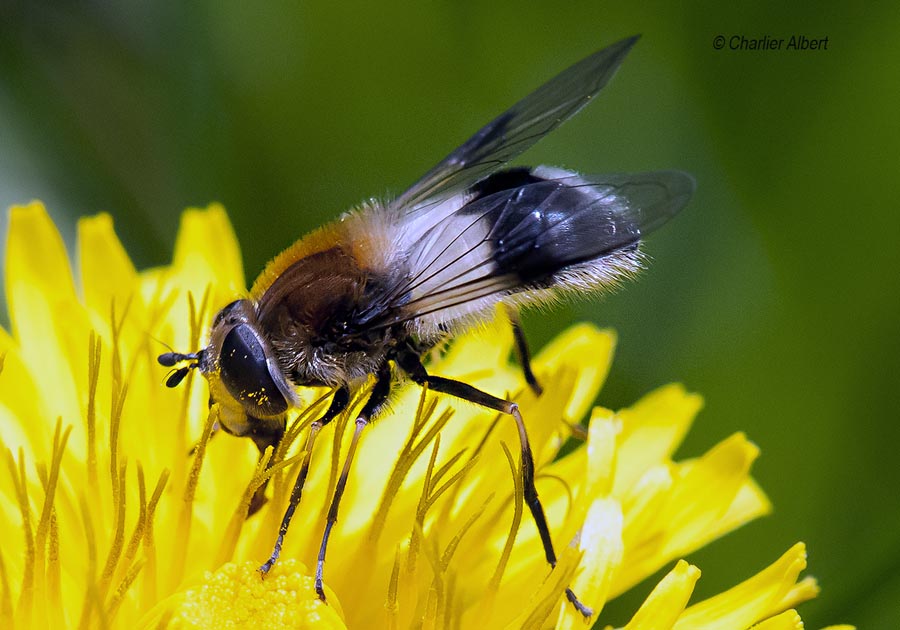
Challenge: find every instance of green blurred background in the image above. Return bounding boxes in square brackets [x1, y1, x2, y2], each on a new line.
[2, 1, 898, 626]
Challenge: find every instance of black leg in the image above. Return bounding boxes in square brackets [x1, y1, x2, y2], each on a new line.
[396, 349, 593, 619]
[315, 363, 392, 601]
[259, 386, 350, 575]
[506, 306, 543, 396]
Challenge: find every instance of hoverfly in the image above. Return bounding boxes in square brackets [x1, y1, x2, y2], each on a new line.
[159, 34, 694, 618]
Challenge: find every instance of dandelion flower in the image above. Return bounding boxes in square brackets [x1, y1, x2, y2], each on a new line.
[0, 202, 849, 629]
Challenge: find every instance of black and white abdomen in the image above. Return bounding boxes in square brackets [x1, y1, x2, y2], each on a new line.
[472, 166, 642, 287]
[394, 165, 693, 336]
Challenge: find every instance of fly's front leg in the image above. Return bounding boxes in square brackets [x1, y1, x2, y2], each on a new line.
[396, 348, 593, 619]
[315, 363, 392, 601]
[259, 386, 350, 576]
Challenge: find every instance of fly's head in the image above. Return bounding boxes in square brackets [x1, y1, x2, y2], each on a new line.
[158, 299, 299, 434]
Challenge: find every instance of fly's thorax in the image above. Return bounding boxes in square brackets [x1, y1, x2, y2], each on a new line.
[251, 239, 408, 387]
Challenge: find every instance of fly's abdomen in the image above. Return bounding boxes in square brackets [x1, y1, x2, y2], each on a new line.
[391, 166, 691, 333]
[468, 167, 649, 285]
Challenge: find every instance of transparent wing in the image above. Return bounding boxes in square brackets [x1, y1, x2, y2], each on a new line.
[392, 35, 640, 212]
[369, 169, 694, 329]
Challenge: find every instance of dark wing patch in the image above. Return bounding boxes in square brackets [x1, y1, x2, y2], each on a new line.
[369, 169, 694, 330]
[393, 36, 640, 211]
[469, 167, 543, 200]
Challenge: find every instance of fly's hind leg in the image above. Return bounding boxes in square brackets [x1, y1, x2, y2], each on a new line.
[506, 306, 589, 441]
[505, 305, 543, 396]
[396, 348, 593, 619]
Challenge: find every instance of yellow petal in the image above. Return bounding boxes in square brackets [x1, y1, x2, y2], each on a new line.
[0, 331, 48, 459]
[751, 609, 804, 630]
[659, 432, 760, 556]
[710, 478, 773, 550]
[624, 560, 700, 630]
[5, 202, 78, 311]
[612, 433, 761, 594]
[4, 202, 87, 453]
[774, 575, 820, 613]
[584, 407, 619, 497]
[556, 498, 623, 629]
[171, 203, 246, 308]
[614, 383, 703, 495]
[618, 464, 674, 571]
[77, 213, 140, 326]
[534, 324, 616, 423]
[674, 543, 809, 630]
[441, 313, 513, 378]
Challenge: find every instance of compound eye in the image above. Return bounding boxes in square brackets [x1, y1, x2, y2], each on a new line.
[219, 324, 289, 417]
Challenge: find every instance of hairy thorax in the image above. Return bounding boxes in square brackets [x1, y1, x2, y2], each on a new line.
[255, 246, 404, 387]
